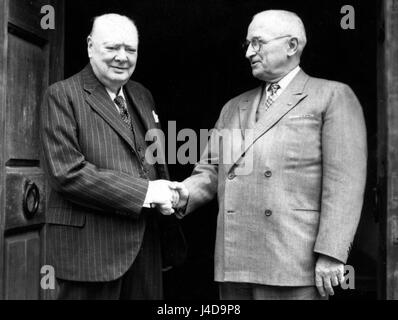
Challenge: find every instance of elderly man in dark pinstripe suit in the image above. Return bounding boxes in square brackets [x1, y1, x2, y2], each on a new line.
[40, 13, 183, 299]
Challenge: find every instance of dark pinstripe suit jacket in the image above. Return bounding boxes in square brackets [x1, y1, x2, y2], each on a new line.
[40, 64, 177, 282]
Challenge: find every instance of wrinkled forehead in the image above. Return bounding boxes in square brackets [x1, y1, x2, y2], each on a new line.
[247, 16, 282, 39]
[92, 19, 138, 45]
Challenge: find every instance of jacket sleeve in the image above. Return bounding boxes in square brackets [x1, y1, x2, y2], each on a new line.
[313, 83, 367, 263]
[178, 103, 230, 217]
[40, 83, 149, 218]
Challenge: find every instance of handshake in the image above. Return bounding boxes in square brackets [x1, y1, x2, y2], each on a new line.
[145, 180, 189, 216]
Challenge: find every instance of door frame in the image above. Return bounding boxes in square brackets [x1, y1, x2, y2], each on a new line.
[0, 0, 9, 300]
[378, 0, 398, 300]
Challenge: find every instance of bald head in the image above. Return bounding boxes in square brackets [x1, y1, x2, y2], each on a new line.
[87, 14, 139, 93]
[90, 14, 138, 40]
[245, 10, 306, 82]
[251, 10, 307, 56]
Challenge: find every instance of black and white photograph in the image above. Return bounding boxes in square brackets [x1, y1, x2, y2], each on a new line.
[0, 0, 395, 308]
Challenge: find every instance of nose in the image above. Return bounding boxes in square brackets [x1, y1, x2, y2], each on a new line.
[245, 43, 256, 59]
[115, 47, 128, 62]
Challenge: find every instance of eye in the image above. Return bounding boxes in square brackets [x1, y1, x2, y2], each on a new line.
[251, 38, 260, 45]
[106, 46, 116, 51]
[126, 48, 137, 53]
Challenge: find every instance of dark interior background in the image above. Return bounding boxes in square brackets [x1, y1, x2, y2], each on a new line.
[65, 0, 378, 299]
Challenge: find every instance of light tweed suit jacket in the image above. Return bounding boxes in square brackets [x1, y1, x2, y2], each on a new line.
[181, 70, 367, 286]
[40, 64, 174, 282]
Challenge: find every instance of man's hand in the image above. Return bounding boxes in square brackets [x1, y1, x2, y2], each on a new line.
[315, 254, 345, 298]
[158, 182, 189, 216]
[156, 182, 189, 218]
[172, 182, 189, 209]
[145, 180, 179, 215]
[171, 182, 189, 219]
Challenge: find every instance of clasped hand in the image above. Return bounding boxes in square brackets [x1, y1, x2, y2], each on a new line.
[146, 180, 189, 215]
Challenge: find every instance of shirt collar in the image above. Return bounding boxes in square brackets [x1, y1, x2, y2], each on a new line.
[267, 65, 301, 92]
[105, 86, 126, 101]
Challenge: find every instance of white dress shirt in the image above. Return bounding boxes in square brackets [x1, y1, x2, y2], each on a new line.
[265, 65, 301, 99]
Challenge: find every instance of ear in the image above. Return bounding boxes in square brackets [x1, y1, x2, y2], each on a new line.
[287, 37, 299, 57]
[87, 36, 93, 58]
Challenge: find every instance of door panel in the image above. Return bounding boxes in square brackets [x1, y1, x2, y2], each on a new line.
[0, 0, 64, 300]
[6, 31, 48, 161]
[4, 232, 41, 300]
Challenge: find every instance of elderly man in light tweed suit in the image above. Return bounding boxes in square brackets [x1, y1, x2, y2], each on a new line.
[172, 10, 367, 300]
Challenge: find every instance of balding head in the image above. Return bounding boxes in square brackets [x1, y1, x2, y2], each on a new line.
[89, 14, 138, 41]
[87, 14, 139, 93]
[245, 10, 306, 82]
[251, 10, 307, 56]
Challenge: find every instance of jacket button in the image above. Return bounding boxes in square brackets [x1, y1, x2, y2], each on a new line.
[264, 170, 272, 178]
[228, 173, 236, 180]
[264, 209, 272, 217]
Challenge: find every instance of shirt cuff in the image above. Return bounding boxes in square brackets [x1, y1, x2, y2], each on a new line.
[143, 182, 151, 208]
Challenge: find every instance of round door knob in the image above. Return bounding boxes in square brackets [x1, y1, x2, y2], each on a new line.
[23, 180, 40, 219]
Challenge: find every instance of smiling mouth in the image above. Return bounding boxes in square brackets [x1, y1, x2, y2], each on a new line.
[111, 66, 128, 70]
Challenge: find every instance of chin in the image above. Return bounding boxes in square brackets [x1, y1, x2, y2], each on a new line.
[114, 73, 129, 79]
[111, 73, 130, 82]
[252, 70, 263, 80]
[252, 70, 273, 82]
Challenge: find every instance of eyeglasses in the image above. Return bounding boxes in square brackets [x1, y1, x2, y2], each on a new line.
[242, 35, 292, 52]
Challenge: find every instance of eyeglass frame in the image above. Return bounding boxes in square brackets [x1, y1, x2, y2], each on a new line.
[242, 35, 292, 52]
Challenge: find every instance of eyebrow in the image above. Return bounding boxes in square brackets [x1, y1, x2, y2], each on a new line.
[246, 36, 263, 41]
[102, 42, 137, 48]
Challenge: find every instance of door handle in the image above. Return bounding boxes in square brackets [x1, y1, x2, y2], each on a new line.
[23, 180, 40, 219]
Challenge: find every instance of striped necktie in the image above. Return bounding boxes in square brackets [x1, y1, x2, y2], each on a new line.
[256, 82, 280, 122]
[114, 95, 133, 131]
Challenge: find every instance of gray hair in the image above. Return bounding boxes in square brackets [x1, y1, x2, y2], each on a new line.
[252, 10, 307, 56]
[89, 13, 139, 39]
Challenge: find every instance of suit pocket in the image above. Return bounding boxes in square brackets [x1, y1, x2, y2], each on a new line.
[278, 115, 322, 167]
[287, 114, 320, 120]
[291, 209, 320, 231]
[289, 209, 320, 242]
[47, 207, 86, 228]
[281, 116, 321, 145]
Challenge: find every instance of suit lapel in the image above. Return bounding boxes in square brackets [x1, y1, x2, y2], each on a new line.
[82, 64, 138, 152]
[250, 70, 309, 148]
[124, 81, 170, 180]
[81, 64, 169, 179]
[124, 82, 157, 132]
[238, 86, 263, 136]
[230, 70, 310, 171]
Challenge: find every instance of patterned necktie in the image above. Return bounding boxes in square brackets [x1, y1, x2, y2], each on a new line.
[114, 95, 133, 131]
[256, 82, 281, 122]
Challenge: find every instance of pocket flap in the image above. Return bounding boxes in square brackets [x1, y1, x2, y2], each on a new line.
[46, 207, 86, 227]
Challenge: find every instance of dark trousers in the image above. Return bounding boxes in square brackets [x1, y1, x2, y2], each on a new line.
[56, 213, 163, 300]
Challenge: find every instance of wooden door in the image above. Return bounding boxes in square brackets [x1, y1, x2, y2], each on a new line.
[0, 0, 64, 299]
[379, 0, 398, 300]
